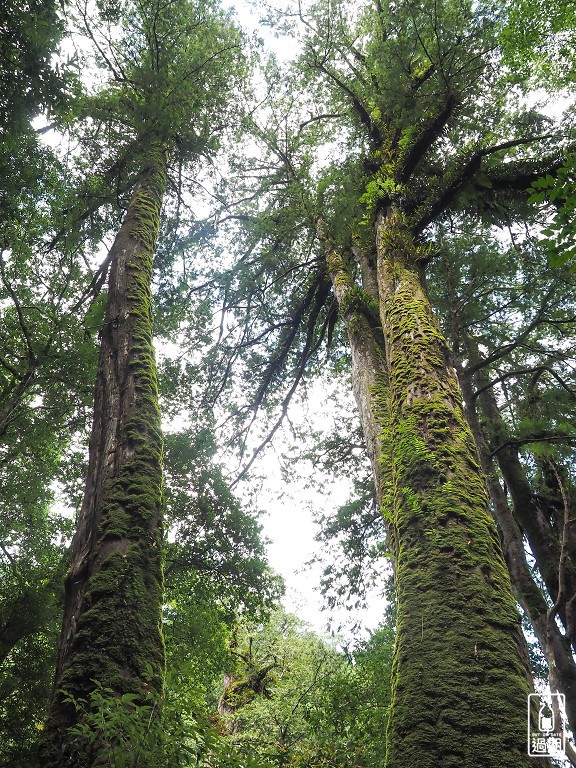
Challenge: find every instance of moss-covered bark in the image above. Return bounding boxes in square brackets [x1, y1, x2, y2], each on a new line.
[38, 145, 168, 767]
[375, 209, 534, 768]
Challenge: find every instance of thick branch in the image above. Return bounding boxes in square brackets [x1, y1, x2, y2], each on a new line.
[473, 365, 576, 402]
[399, 93, 457, 182]
[414, 134, 562, 232]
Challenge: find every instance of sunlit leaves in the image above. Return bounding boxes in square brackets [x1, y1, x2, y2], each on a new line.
[500, 0, 576, 87]
[221, 609, 391, 768]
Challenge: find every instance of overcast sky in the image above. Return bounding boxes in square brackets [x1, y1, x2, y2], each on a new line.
[217, 0, 389, 639]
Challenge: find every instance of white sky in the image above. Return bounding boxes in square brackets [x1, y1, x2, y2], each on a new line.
[228, 371, 389, 639]
[210, 0, 390, 638]
[251, 452, 389, 638]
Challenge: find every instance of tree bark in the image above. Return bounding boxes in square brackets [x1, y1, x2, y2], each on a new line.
[39, 144, 167, 766]
[375, 208, 535, 768]
[320, 231, 388, 509]
[457, 361, 576, 739]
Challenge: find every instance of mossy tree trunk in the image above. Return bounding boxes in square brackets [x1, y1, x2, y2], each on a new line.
[318, 214, 539, 764]
[375, 209, 535, 768]
[39, 144, 168, 766]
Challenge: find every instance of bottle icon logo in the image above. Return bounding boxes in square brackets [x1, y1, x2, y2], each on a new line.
[528, 693, 565, 757]
[538, 701, 554, 732]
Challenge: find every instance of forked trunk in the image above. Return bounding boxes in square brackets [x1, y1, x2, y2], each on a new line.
[39, 145, 167, 766]
[375, 209, 535, 768]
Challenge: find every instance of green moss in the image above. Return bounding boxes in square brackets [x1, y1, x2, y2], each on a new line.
[340, 283, 380, 320]
[326, 247, 381, 346]
[39, 146, 168, 767]
[221, 679, 258, 710]
[375, 212, 532, 767]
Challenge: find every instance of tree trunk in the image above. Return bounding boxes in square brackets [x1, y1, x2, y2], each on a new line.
[39, 144, 167, 766]
[320, 231, 388, 508]
[475, 372, 576, 648]
[457, 361, 576, 738]
[375, 209, 534, 768]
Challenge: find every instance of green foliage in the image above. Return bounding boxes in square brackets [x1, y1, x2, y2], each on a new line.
[529, 159, 576, 268]
[0, 0, 71, 130]
[359, 176, 404, 221]
[313, 471, 390, 612]
[0, 580, 62, 767]
[58, 675, 266, 768]
[428, 223, 576, 462]
[499, 0, 576, 271]
[61, 682, 161, 768]
[62, 0, 247, 227]
[164, 426, 283, 619]
[220, 611, 392, 768]
[500, 0, 576, 86]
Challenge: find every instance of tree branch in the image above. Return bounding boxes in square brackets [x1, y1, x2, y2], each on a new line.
[473, 365, 576, 402]
[414, 134, 563, 232]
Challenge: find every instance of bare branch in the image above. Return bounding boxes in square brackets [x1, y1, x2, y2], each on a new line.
[473, 365, 576, 402]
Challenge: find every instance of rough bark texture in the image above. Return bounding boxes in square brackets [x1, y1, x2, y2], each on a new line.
[376, 209, 534, 768]
[39, 145, 167, 766]
[457, 362, 576, 738]
[321, 234, 388, 507]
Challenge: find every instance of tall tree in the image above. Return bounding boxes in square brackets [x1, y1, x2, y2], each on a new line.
[0, 4, 106, 761]
[204, 0, 573, 764]
[38, 1, 245, 764]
